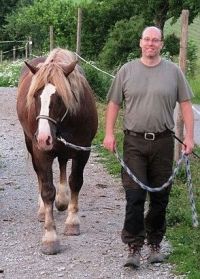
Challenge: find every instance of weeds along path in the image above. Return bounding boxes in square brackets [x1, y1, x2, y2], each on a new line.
[0, 87, 184, 279]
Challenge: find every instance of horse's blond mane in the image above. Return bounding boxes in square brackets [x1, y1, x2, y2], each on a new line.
[27, 48, 85, 113]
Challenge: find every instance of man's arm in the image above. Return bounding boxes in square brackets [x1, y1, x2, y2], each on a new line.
[180, 100, 194, 154]
[103, 101, 120, 152]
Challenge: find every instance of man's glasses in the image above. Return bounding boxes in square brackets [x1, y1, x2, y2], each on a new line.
[142, 37, 162, 43]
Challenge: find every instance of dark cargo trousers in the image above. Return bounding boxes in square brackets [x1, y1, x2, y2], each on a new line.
[121, 131, 174, 247]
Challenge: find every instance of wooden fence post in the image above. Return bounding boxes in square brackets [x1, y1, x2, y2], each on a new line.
[25, 42, 28, 60]
[13, 46, 16, 61]
[0, 50, 2, 63]
[76, 7, 82, 58]
[174, 9, 189, 161]
[28, 36, 32, 58]
[50, 25, 54, 51]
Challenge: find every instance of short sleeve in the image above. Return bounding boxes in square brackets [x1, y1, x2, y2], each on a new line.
[177, 68, 193, 103]
[106, 66, 125, 105]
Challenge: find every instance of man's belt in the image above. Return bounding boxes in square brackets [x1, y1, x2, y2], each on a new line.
[124, 129, 172, 141]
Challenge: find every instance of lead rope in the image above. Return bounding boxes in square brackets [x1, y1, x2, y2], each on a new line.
[183, 154, 199, 227]
[57, 137, 92, 151]
[56, 136, 198, 228]
[114, 148, 198, 228]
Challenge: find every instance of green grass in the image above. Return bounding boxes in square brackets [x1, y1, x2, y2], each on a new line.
[189, 78, 200, 103]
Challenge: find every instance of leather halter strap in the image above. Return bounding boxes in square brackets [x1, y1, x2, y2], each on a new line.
[36, 109, 68, 125]
[36, 115, 57, 125]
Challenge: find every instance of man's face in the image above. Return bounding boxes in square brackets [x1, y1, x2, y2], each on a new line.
[140, 28, 163, 58]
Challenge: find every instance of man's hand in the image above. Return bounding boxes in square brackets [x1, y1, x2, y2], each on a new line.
[182, 136, 194, 155]
[103, 134, 116, 153]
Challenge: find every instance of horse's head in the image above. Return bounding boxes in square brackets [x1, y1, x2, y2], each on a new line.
[26, 58, 78, 151]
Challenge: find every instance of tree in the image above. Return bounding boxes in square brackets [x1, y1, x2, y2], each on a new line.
[80, 0, 200, 60]
[0, 0, 19, 28]
[2, 0, 77, 52]
[99, 16, 144, 70]
[0, 0, 33, 32]
[2, 0, 200, 62]
[81, 0, 140, 59]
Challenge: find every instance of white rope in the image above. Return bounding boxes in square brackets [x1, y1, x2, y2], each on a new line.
[192, 105, 200, 116]
[74, 52, 115, 78]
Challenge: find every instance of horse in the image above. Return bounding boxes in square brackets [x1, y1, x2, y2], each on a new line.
[16, 48, 98, 255]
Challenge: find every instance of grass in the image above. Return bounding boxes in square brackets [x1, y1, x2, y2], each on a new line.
[189, 78, 200, 103]
[94, 103, 200, 279]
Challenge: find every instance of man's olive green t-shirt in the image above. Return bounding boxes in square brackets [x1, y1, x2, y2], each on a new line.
[107, 59, 193, 133]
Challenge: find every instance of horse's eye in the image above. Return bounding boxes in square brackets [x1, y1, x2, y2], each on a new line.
[56, 96, 62, 105]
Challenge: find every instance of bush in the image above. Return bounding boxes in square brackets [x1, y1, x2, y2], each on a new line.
[162, 33, 180, 58]
[99, 15, 144, 71]
[0, 60, 23, 87]
[82, 62, 113, 101]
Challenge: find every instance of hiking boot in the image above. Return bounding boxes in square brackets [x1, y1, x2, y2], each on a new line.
[124, 244, 141, 268]
[148, 244, 165, 264]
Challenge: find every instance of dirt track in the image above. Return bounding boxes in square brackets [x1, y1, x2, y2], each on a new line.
[0, 87, 187, 279]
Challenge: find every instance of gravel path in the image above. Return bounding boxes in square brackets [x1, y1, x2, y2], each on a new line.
[0, 87, 195, 279]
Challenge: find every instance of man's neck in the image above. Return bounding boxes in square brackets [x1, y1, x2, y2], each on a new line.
[140, 56, 161, 67]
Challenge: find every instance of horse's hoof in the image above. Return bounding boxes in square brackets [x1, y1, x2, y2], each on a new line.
[64, 224, 80, 236]
[41, 240, 61, 255]
[55, 200, 68, 211]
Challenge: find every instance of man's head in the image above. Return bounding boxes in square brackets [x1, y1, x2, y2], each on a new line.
[140, 26, 163, 59]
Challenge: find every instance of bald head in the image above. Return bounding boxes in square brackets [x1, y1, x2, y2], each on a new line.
[142, 26, 163, 40]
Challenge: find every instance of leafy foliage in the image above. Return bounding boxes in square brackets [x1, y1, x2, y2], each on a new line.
[163, 33, 180, 57]
[99, 16, 144, 70]
[81, 0, 140, 59]
[0, 60, 23, 87]
[82, 62, 113, 100]
[2, 0, 77, 52]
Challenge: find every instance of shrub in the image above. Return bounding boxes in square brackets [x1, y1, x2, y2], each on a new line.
[0, 60, 23, 87]
[82, 62, 113, 101]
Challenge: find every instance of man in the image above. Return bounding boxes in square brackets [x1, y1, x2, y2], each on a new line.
[103, 26, 194, 268]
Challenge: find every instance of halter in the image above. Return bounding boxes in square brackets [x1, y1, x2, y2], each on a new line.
[36, 109, 68, 126]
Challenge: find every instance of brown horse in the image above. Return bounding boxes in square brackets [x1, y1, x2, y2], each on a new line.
[17, 48, 98, 255]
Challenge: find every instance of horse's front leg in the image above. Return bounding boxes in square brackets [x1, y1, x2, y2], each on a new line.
[24, 135, 45, 222]
[55, 157, 70, 211]
[37, 177, 45, 222]
[40, 174, 61, 255]
[33, 151, 60, 255]
[64, 153, 90, 236]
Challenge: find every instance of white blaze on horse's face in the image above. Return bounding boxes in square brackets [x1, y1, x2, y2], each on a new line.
[37, 83, 56, 151]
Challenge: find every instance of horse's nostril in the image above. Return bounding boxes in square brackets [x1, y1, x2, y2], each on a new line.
[34, 132, 38, 141]
[46, 136, 51, 146]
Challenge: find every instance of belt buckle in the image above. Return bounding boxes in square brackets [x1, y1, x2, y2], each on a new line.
[144, 132, 155, 140]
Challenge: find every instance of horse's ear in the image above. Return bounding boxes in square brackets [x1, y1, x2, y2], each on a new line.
[24, 61, 39, 75]
[61, 60, 78, 77]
